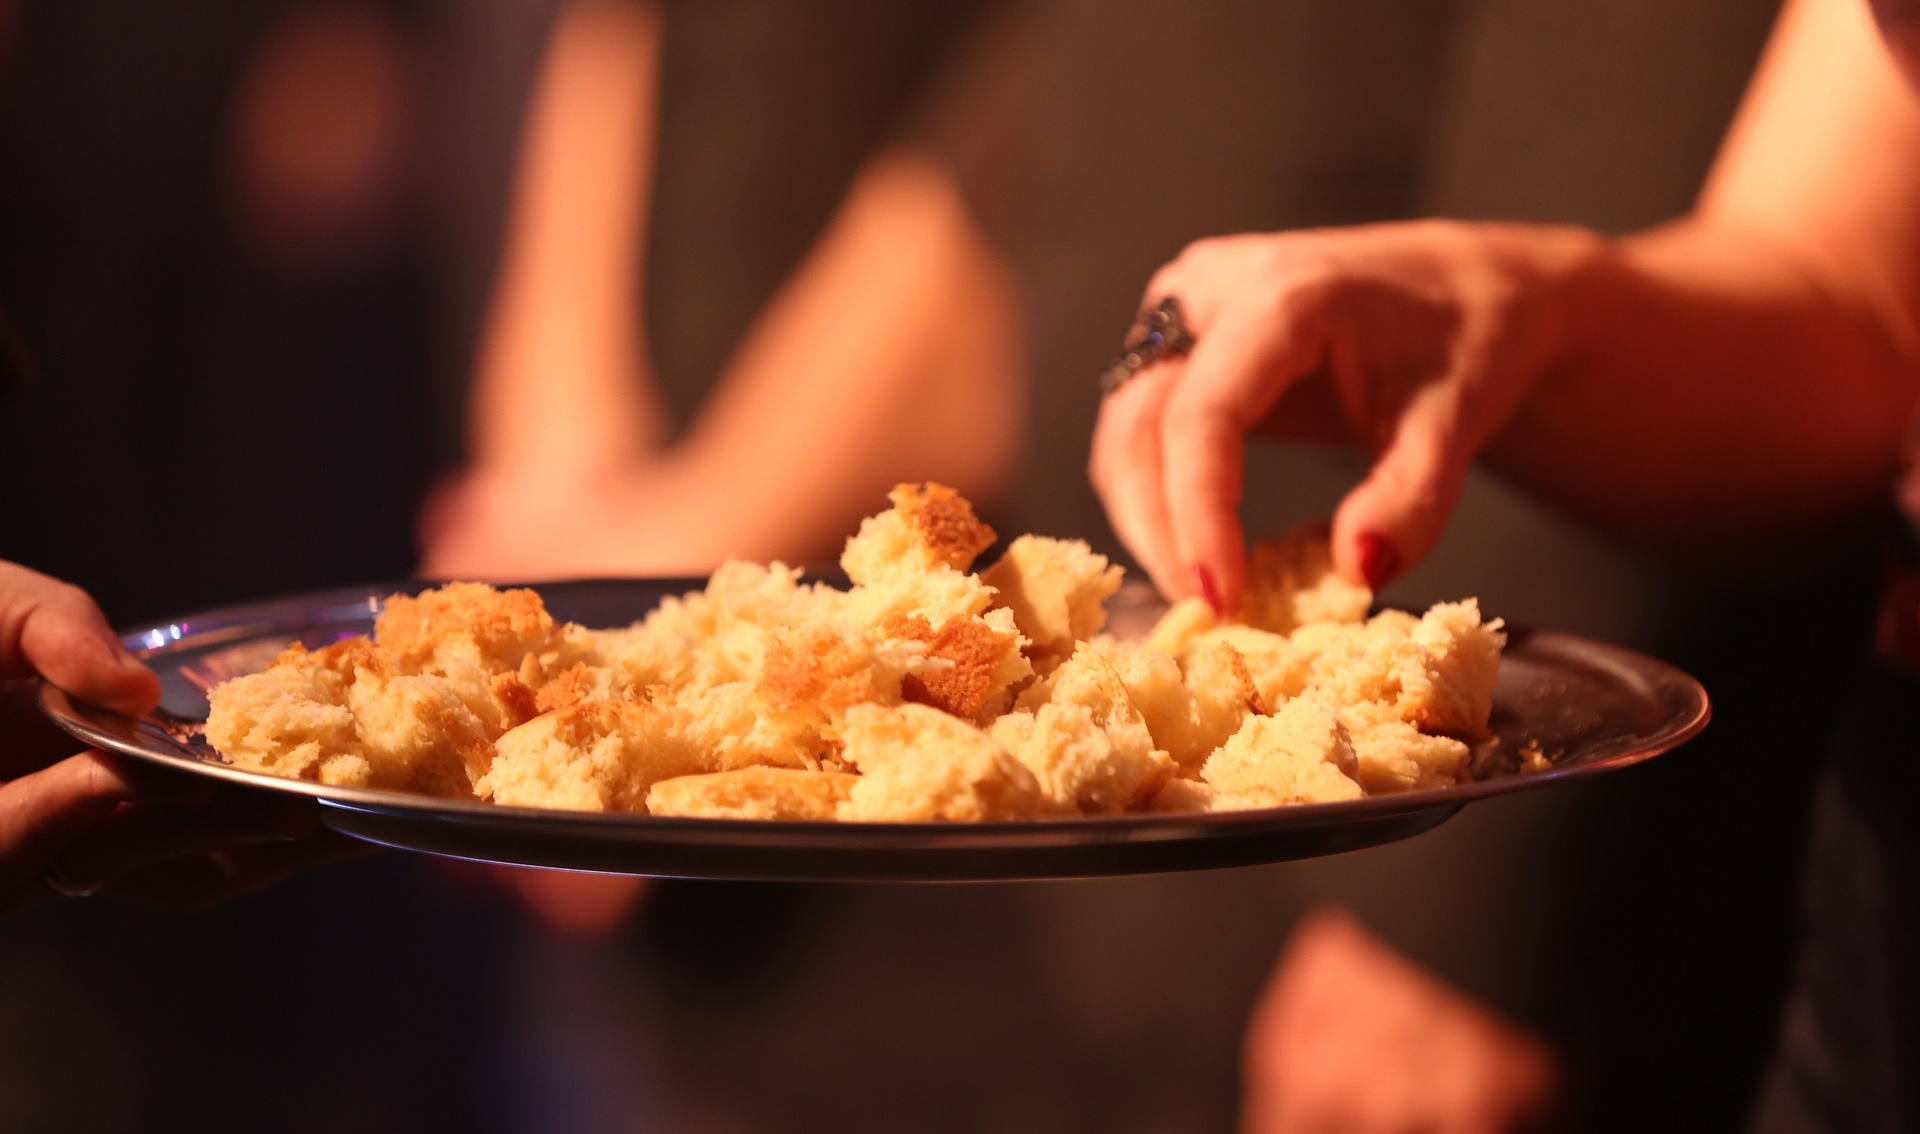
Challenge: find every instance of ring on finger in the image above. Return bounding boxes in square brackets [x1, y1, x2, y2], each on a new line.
[42, 857, 98, 899]
[1099, 296, 1197, 396]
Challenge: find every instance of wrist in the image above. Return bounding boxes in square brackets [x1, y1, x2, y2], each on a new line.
[1473, 223, 1616, 461]
[1485, 221, 1616, 371]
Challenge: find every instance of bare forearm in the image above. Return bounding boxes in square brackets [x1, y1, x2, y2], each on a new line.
[606, 151, 1023, 568]
[1489, 219, 1915, 556]
[430, 150, 1023, 580]
[468, 0, 666, 486]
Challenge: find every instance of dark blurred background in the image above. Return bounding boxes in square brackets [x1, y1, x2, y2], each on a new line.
[0, 1, 1863, 1131]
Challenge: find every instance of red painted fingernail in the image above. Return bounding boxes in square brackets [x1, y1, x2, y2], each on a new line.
[1193, 564, 1224, 616]
[1356, 533, 1400, 591]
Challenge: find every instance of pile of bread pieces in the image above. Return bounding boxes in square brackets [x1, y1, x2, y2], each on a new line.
[204, 484, 1505, 822]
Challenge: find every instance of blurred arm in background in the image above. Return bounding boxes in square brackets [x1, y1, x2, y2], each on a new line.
[1092, 0, 1920, 611]
[421, 0, 1022, 581]
[1241, 909, 1559, 1134]
[416, 0, 1020, 932]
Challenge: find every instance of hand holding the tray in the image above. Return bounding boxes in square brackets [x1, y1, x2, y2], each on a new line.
[0, 562, 359, 913]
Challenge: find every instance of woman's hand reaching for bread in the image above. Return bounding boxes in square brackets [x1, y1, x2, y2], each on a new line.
[0, 562, 359, 913]
[1090, 220, 1604, 614]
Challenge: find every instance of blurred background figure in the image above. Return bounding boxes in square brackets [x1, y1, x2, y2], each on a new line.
[0, 0, 1844, 1131]
[421, 0, 1020, 580]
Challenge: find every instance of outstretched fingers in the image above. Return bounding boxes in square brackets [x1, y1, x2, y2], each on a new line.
[1330, 383, 1475, 590]
[1158, 302, 1327, 615]
[1090, 360, 1186, 601]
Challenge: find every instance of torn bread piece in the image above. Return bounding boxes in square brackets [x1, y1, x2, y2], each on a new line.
[1003, 643, 1177, 810]
[982, 535, 1123, 673]
[375, 582, 556, 673]
[373, 582, 556, 736]
[722, 623, 939, 768]
[695, 560, 846, 685]
[646, 768, 858, 820]
[1340, 701, 1473, 794]
[1199, 698, 1363, 808]
[842, 482, 997, 582]
[1237, 526, 1372, 634]
[1088, 638, 1263, 775]
[990, 701, 1171, 814]
[839, 484, 1001, 627]
[838, 703, 1047, 822]
[1299, 601, 1506, 738]
[672, 681, 827, 772]
[207, 639, 490, 798]
[204, 486, 1507, 822]
[479, 698, 708, 812]
[757, 625, 922, 720]
[1022, 646, 1164, 760]
[879, 607, 1032, 724]
[205, 643, 366, 786]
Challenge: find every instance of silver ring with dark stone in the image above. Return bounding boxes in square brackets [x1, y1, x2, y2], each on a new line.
[1099, 296, 1196, 396]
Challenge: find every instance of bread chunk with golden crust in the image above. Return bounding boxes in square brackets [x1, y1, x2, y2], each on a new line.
[347, 670, 495, 797]
[842, 482, 996, 584]
[981, 535, 1123, 673]
[838, 484, 1001, 629]
[532, 662, 616, 715]
[205, 487, 1506, 822]
[207, 639, 491, 797]
[837, 703, 1046, 822]
[373, 583, 557, 736]
[1200, 698, 1363, 808]
[525, 623, 695, 712]
[1182, 639, 1268, 754]
[880, 608, 1031, 724]
[758, 625, 917, 720]
[672, 681, 826, 772]
[478, 698, 708, 812]
[739, 624, 936, 766]
[1202, 625, 1316, 709]
[693, 561, 845, 686]
[646, 768, 857, 820]
[375, 582, 556, 670]
[205, 644, 363, 785]
[1237, 526, 1372, 634]
[1085, 642, 1192, 765]
[1145, 607, 1328, 716]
